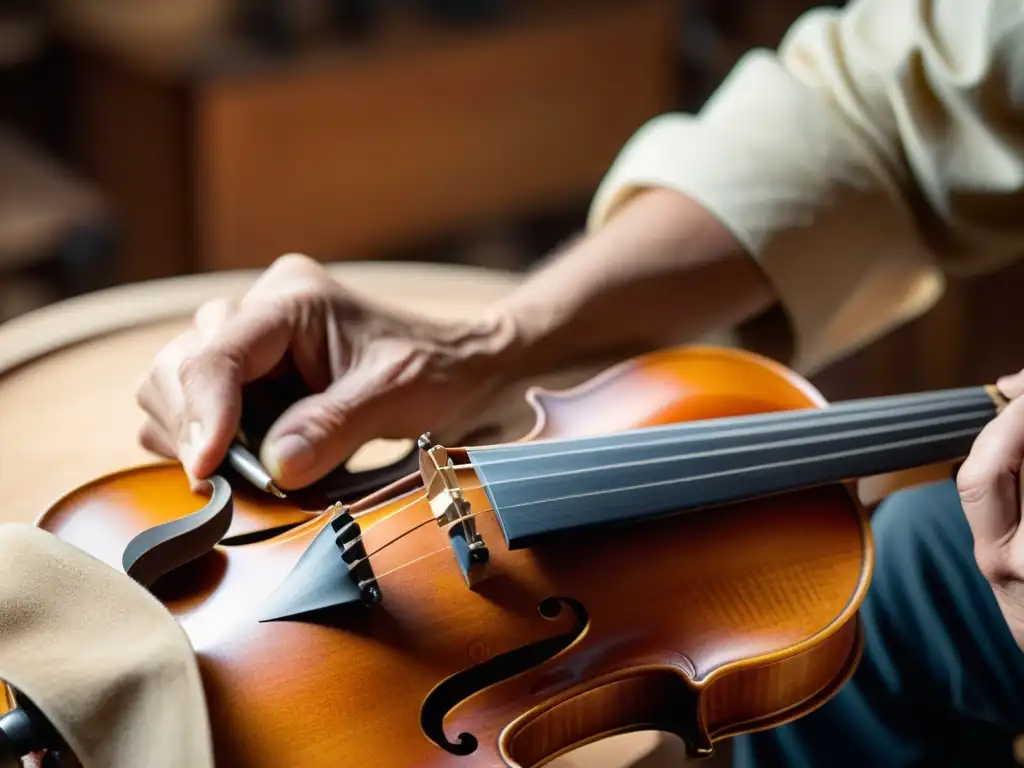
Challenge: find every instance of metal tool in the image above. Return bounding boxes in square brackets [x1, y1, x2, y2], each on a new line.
[227, 432, 285, 498]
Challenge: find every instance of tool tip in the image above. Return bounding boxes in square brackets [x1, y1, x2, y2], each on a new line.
[268, 482, 286, 499]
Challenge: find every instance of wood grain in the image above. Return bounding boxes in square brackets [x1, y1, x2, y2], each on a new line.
[33, 345, 870, 767]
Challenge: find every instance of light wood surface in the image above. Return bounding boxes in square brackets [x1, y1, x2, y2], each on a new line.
[0, 261, 519, 522]
[0, 259, 689, 768]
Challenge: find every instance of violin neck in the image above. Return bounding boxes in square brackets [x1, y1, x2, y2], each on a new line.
[469, 386, 1003, 549]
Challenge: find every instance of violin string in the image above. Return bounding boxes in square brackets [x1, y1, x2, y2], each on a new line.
[362, 514, 435, 559]
[343, 506, 490, 573]
[349, 421, 983, 578]
[318, 390, 992, 576]
[323, 489, 430, 554]
[452, 394, 994, 472]
[344, 417, 982, 569]
[333, 391, 986, 529]
[351, 399, 970, 581]
[440, 410, 991, 496]
[470, 424, 984, 513]
[370, 545, 451, 583]
[350, 490, 426, 523]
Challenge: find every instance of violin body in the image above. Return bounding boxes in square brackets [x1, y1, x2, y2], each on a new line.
[30, 346, 874, 767]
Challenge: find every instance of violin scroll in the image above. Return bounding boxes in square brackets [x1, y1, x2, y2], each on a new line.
[121, 475, 234, 589]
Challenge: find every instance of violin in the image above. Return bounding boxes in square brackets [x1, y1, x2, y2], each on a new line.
[0, 344, 1003, 767]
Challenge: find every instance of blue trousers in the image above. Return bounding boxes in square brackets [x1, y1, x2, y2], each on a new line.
[733, 480, 1024, 766]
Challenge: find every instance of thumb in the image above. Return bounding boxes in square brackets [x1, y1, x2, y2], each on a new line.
[259, 370, 388, 489]
[957, 395, 1024, 574]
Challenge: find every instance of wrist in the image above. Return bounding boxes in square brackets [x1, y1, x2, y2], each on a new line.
[479, 273, 580, 382]
[427, 306, 524, 395]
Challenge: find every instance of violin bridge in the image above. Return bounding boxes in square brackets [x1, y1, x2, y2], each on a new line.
[417, 433, 489, 588]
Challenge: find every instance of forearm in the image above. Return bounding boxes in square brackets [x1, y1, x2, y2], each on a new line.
[491, 187, 777, 378]
[493, 0, 1024, 380]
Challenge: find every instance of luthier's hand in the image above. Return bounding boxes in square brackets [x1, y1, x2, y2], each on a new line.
[957, 370, 1024, 649]
[136, 254, 515, 490]
[135, 189, 772, 492]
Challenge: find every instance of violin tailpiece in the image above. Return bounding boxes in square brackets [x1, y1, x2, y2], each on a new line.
[257, 504, 381, 624]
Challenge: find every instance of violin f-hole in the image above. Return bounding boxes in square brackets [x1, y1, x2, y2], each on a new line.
[419, 596, 589, 756]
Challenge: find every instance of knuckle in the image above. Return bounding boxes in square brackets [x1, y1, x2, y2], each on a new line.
[135, 377, 155, 411]
[974, 542, 1011, 584]
[138, 421, 172, 457]
[152, 337, 181, 368]
[302, 398, 351, 439]
[176, 346, 240, 395]
[193, 297, 235, 324]
[176, 350, 210, 390]
[263, 254, 326, 288]
[251, 254, 334, 302]
[152, 348, 181, 382]
[955, 459, 997, 505]
[195, 296, 226, 316]
[153, 330, 199, 373]
[174, 417, 194, 451]
[271, 253, 319, 273]
[313, 400, 349, 432]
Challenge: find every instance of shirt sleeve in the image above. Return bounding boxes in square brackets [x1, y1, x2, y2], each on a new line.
[588, 0, 1024, 375]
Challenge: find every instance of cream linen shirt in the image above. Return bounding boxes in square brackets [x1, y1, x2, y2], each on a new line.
[589, 0, 1024, 376]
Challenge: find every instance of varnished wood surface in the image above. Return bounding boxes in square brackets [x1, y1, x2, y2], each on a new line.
[0, 262, 676, 767]
[517, 344, 829, 442]
[34, 346, 872, 766]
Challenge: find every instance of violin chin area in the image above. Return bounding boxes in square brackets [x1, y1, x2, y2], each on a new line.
[501, 669, 712, 765]
[499, 616, 863, 766]
[698, 614, 864, 743]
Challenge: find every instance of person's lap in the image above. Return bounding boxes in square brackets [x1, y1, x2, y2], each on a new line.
[732, 479, 1024, 767]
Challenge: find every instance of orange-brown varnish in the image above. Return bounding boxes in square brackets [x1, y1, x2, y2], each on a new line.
[28, 346, 872, 767]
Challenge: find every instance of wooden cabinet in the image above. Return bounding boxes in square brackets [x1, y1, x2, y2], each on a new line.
[69, 0, 679, 283]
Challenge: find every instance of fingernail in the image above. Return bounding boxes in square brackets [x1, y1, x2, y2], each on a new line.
[264, 434, 315, 478]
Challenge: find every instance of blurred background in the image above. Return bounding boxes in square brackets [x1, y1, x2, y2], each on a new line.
[1, 0, 1022, 400]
